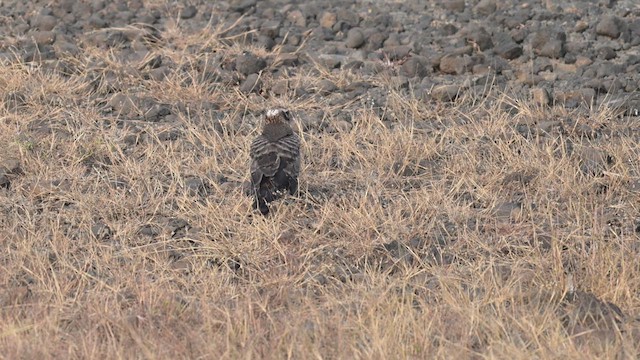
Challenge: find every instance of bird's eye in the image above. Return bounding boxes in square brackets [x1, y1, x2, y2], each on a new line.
[283, 110, 291, 121]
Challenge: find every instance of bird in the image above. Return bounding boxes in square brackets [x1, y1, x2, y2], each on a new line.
[249, 108, 300, 215]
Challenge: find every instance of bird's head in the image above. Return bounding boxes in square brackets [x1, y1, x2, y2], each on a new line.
[264, 108, 293, 125]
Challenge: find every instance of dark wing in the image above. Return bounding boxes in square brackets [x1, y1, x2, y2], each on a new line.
[250, 133, 300, 191]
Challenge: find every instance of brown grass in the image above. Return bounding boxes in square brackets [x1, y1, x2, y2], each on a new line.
[1, 20, 639, 359]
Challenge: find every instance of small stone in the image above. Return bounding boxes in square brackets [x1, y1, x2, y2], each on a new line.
[366, 32, 387, 51]
[574, 21, 589, 33]
[531, 88, 550, 106]
[597, 46, 616, 60]
[329, 120, 352, 133]
[555, 88, 596, 108]
[138, 224, 159, 237]
[443, 0, 465, 12]
[240, 73, 262, 93]
[596, 15, 623, 39]
[317, 54, 347, 69]
[577, 147, 611, 176]
[2, 159, 22, 176]
[474, 0, 496, 16]
[464, 25, 493, 50]
[180, 5, 197, 19]
[345, 28, 365, 48]
[431, 85, 462, 102]
[495, 41, 523, 60]
[31, 31, 56, 45]
[3, 91, 26, 112]
[144, 104, 171, 122]
[384, 45, 412, 60]
[235, 52, 267, 76]
[439, 55, 472, 75]
[91, 222, 112, 240]
[270, 79, 289, 95]
[148, 66, 171, 81]
[166, 218, 190, 236]
[230, 0, 256, 12]
[493, 202, 521, 220]
[287, 10, 306, 27]
[531, 30, 566, 58]
[317, 79, 337, 95]
[0, 172, 9, 189]
[88, 13, 108, 29]
[31, 15, 57, 31]
[185, 177, 210, 196]
[260, 20, 281, 39]
[319, 12, 337, 29]
[54, 40, 79, 55]
[157, 129, 181, 141]
[108, 93, 137, 116]
[400, 56, 429, 78]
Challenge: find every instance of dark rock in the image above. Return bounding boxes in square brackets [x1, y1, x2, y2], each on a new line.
[443, 0, 465, 12]
[240, 73, 262, 93]
[139, 224, 160, 237]
[318, 54, 347, 69]
[495, 40, 522, 60]
[366, 32, 387, 50]
[148, 66, 171, 81]
[105, 31, 129, 47]
[287, 10, 306, 27]
[2, 159, 22, 176]
[439, 55, 472, 75]
[344, 81, 371, 93]
[88, 13, 108, 29]
[230, 0, 256, 12]
[596, 15, 623, 39]
[601, 95, 640, 117]
[431, 85, 462, 102]
[4, 91, 27, 112]
[235, 52, 267, 76]
[400, 56, 429, 78]
[30, 15, 57, 31]
[157, 129, 181, 141]
[91, 222, 112, 240]
[107, 93, 138, 116]
[180, 5, 197, 19]
[531, 88, 550, 106]
[319, 11, 337, 29]
[384, 45, 412, 60]
[31, 31, 56, 45]
[54, 40, 80, 55]
[531, 30, 566, 58]
[597, 46, 616, 60]
[143, 104, 171, 122]
[463, 25, 493, 51]
[555, 88, 596, 108]
[185, 177, 210, 196]
[260, 20, 281, 39]
[317, 79, 338, 95]
[167, 218, 189, 237]
[493, 202, 521, 220]
[474, 0, 496, 16]
[270, 79, 289, 95]
[577, 147, 612, 176]
[345, 28, 365, 48]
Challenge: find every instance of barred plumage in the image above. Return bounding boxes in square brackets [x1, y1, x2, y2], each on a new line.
[249, 109, 300, 215]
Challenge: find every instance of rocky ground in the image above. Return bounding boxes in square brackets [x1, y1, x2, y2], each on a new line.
[1, 0, 640, 358]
